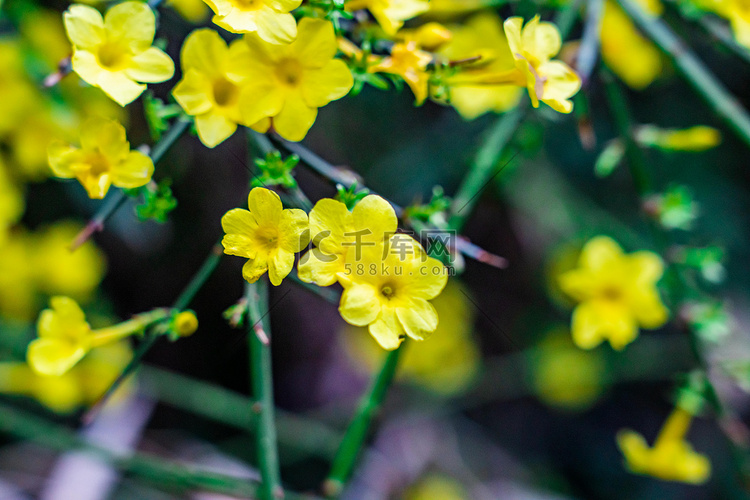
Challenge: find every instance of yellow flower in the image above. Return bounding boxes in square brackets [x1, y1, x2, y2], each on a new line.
[369, 41, 433, 104]
[298, 195, 398, 287]
[27, 296, 170, 376]
[530, 328, 606, 410]
[167, 0, 210, 23]
[173, 311, 199, 337]
[343, 282, 479, 395]
[399, 22, 453, 50]
[172, 29, 271, 148]
[338, 233, 448, 350]
[0, 342, 132, 414]
[63, 2, 175, 106]
[0, 221, 105, 320]
[221, 187, 309, 286]
[436, 12, 522, 120]
[703, 0, 750, 47]
[503, 16, 581, 113]
[600, 0, 663, 90]
[48, 117, 154, 199]
[558, 236, 669, 350]
[203, 0, 300, 44]
[636, 125, 722, 151]
[0, 40, 37, 136]
[233, 18, 354, 141]
[617, 407, 711, 484]
[346, 0, 430, 35]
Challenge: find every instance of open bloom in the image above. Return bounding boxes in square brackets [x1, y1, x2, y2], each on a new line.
[370, 41, 433, 104]
[298, 195, 397, 287]
[221, 187, 309, 286]
[63, 2, 174, 106]
[437, 12, 522, 119]
[600, 0, 663, 90]
[48, 117, 153, 199]
[173, 29, 271, 148]
[503, 16, 581, 113]
[558, 236, 669, 350]
[203, 0, 300, 44]
[233, 18, 353, 141]
[618, 407, 711, 483]
[338, 234, 448, 350]
[27, 297, 172, 376]
[346, 0, 430, 35]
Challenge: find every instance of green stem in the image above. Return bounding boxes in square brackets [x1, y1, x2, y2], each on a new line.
[601, 69, 653, 195]
[246, 279, 283, 500]
[83, 241, 223, 423]
[617, 0, 750, 148]
[448, 106, 524, 233]
[324, 345, 403, 498]
[89, 308, 171, 347]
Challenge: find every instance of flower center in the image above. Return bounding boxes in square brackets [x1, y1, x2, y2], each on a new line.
[253, 226, 280, 252]
[85, 152, 111, 177]
[97, 43, 128, 70]
[380, 284, 396, 299]
[601, 286, 622, 302]
[212, 78, 239, 107]
[233, 0, 263, 9]
[275, 58, 303, 87]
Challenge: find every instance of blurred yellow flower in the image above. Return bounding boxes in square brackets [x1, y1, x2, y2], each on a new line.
[338, 234, 448, 350]
[617, 407, 711, 483]
[600, 0, 663, 90]
[27, 296, 169, 376]
[399, 22, 453, 50]
[427, 0, 486, 15]
[530, 328, 606, 410]
[203, 0, 300, 44]
[172, 29, 270, 148]
[344, 281, 479, 395]
[0, 342, 132, 414]
[48, 117, 154, 199]
[173, 311, 199, 337]
[0, 40, 37, 137]
[167, 0, 210, 23]
[404, 474, 468, 500]
[221, 187, 309, 286]
[436, 12, 522, 120]
[558, 236, 669, 350]
[346, 0, 430, 35]
[701, 0, 750, 48]
[504, 16, 581, 113]
[636, 125, 722, 151]
[63, 2, 175, 106]
[370, 41, 433, 104]
[298, 195, 397, 287]
[0, 221, 105, 320]
[233, 18, 353, 141]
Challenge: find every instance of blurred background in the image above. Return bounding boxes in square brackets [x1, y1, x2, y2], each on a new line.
[2, 0, 750, 498]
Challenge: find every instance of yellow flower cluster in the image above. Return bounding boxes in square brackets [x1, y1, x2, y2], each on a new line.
[700, 0, 750, 48]
[173, 18, 353, 146]
[0, 222, 105, 321]
[558, 236, 669, 350]
[346, 0, 431, 35]
[221, 188, 449, 349]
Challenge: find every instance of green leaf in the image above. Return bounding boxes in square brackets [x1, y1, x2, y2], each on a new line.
[133, 179, 178, 223]
[335, 183, 370, 210]
[594, 139, 625, 178]
[685, 301, 731, 343]
[654, 184, 700, 231]
[251, 150, 299, 189]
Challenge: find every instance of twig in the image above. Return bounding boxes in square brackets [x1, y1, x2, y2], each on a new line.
[576, 0, 604, 86]
[246, 278, 283, 500]
[617, 0, 750, 148]
[323, 345, 403, 498]
[82, 241, 223, 424]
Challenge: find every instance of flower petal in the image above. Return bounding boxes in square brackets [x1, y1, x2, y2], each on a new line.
[309, 198, 351, 254]
[273, 93, 318, 141]
[571, 300, 638, 350]
[301, 59, 353, 108]
[368, 308, 404, 350]
[351, 195, 397, 243]
[222, 208, 259, 257]
[268, 249, 294, 286]
[111, 151, 154, 188]
[104, 1, 156, 51]
[247, 187, 283, 225]
[173, 69, 213, 116]
[297, 248, 343, 287]
[126, 47, 175, 83]
[64, 5, 105, 50]
[96, 71, 147, 106]
[503, 17, 524, 57]
[254, 8, 297, 45]
[396, 298, 438, 340]
[242, 256, 268, 283]
[579, 236, 624, 271]
[278, 208, 310, 252]
[27, 338, 88, 376]
[195, 110, 237, 147]
[521, 16, 561, 62]
[80, 117, 129, 160]
[71, 50, 105, 87]
[291, 18, 337, 67]
[339, 283, 380, 326]
[180, 28, 227, 76]
[48, 141, 80, 178]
